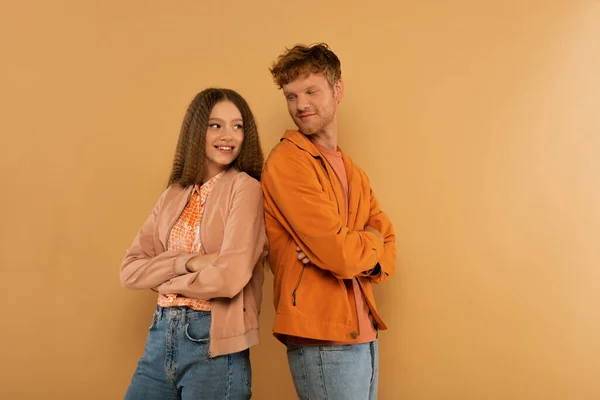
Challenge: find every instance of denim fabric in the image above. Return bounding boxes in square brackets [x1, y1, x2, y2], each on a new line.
[286, 340, 378, 400]
[124, 307, 251, 400]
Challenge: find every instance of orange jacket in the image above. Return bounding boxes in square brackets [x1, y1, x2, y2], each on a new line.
[262, 130, 396, 343]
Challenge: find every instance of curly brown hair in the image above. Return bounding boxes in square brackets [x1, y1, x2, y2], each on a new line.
[168, 88, 263, 187]
[269, 43, 342, 89]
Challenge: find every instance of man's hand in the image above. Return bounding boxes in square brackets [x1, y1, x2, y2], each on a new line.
[185, 253, 218, 273]
[365, 226, 384, 244]
[296, 246, 310, 265]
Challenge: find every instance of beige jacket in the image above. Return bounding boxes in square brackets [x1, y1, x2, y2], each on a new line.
[120, 168, 268, 357]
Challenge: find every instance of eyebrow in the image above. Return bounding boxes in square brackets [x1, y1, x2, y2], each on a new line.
[283, 85, 320, 96]
[208, 117, 243, 123]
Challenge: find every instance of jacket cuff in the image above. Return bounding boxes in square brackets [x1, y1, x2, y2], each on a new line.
[359, 263, 381, 277]
[369, 263, 382, 276]
[174, 253, 196, 275]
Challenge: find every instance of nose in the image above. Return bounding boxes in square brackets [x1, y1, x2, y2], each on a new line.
[296, 94, 310, 111]
[219, 129, 233, 141]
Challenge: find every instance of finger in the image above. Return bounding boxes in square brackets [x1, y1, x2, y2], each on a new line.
[302, 257, 310, 264]
[297, 252, 305, 260]
[296, 246, 301, 252]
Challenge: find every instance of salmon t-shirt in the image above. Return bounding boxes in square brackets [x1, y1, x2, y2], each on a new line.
[287, 141, 377, 345]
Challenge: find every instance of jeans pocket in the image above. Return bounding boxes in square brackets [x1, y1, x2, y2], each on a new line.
[241, 349, 252, 391]
[148, 311, 158, 331]
[286, 343, 303, 353]
[286, 347, 309, 400]
[184, 314, 210, 343]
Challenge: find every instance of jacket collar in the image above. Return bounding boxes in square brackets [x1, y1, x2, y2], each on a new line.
[282, 130, 322, 158]
[282, 129, 352, 163]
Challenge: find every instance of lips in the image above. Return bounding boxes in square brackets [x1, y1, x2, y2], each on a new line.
[298, 113, 315, 119]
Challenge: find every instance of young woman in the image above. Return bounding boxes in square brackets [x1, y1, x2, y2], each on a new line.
[120, 88, 267, 400]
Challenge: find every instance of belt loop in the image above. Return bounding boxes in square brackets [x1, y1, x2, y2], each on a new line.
[156, 306, 163, 321]
[181, 307, 187, 325]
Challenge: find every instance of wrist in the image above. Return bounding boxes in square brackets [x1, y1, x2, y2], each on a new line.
[175, 253, 196, 275]
[185, 259, 192, 273]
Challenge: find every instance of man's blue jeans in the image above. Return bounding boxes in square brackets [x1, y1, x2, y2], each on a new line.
[286, 340, 378, 400]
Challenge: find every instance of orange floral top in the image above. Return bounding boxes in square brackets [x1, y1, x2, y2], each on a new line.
[157, 171, 224, 311]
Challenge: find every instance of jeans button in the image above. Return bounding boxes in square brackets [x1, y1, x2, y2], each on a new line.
[350, 331, 358, 339]
[170, 310, 177, 317]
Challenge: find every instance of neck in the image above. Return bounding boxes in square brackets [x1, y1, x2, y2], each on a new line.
[309, 120, 338, 151]
[203, 166, 227, 184]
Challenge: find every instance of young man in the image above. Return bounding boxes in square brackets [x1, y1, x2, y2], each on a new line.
[261, 43, 396, 399]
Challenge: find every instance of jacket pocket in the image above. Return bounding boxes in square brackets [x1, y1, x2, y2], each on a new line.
[292, 264, 306, 306]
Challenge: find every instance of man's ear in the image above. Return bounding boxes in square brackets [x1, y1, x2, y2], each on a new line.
[334, 79, 344, 103]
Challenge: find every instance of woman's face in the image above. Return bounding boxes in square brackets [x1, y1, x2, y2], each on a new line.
[204, 100, 244, 181]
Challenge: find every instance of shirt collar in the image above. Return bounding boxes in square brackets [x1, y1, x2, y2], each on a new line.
[194, 170, 225, 203]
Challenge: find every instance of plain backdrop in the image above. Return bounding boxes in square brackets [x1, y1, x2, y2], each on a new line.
[1, 1, 599, 398]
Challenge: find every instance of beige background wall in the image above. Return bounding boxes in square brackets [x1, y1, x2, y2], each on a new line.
[1, 1, 599, 399]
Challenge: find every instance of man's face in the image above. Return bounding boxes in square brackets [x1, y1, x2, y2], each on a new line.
[282, 73, 343, 135]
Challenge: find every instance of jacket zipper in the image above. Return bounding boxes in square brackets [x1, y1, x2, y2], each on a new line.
[353, 279, 363, 338]
[321, 157, 361, 338]
[320, 159, 341, 217]
[198, 181, 219, 358]
[165, 188, 194, 249]
[198, 186, 211, 255]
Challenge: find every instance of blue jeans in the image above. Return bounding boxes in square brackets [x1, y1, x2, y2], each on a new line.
[286, 340, 378, 400]
[124, 307, 251, 400]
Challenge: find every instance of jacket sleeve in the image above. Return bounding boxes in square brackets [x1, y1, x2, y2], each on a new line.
[360, 188, 396, 283]
[120, 189, 196, 290]
[262, 148, 384, 279]
[156, 178, 267, 299]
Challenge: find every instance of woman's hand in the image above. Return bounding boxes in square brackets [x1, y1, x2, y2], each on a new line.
[185, 253, 218, 273]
